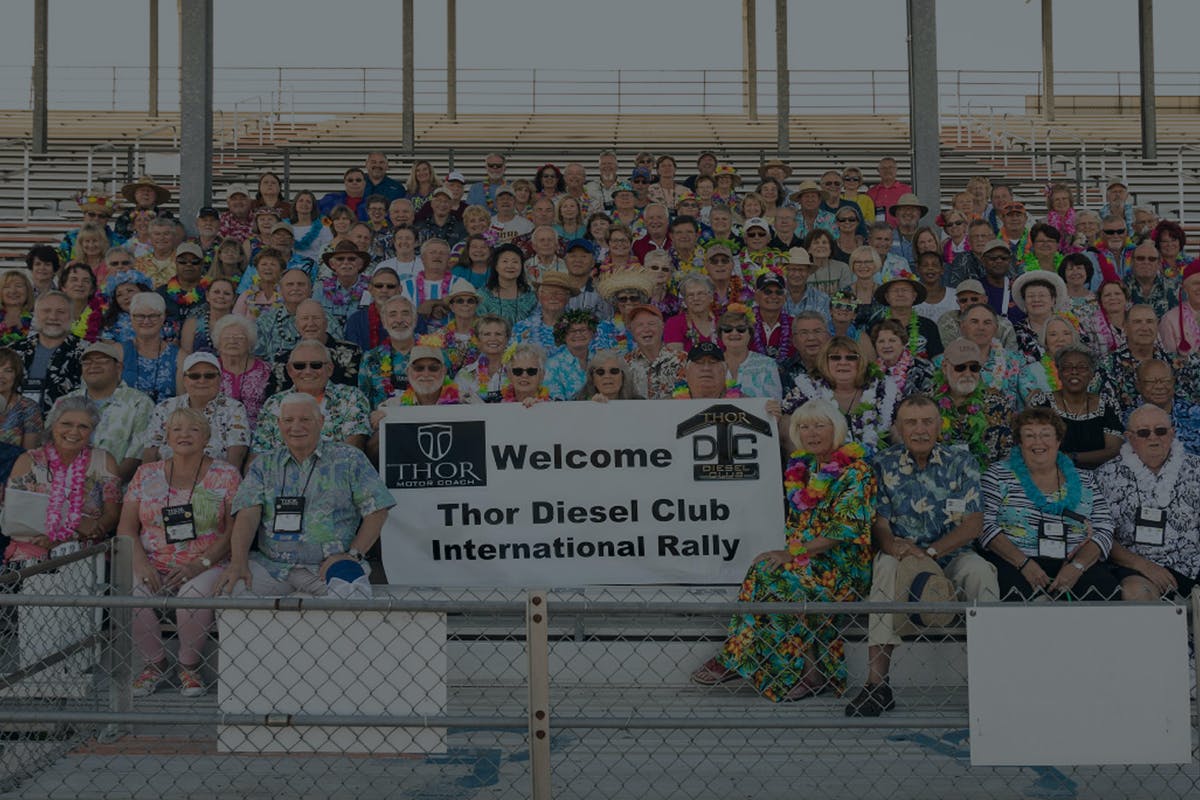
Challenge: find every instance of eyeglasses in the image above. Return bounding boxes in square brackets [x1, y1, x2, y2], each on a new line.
[836, 217, 858, 224]
[289, 361, 327, 371]
[708, 255, 732, 263]
[983, 253, 1010, 261]
[720, 325, 749, 334]
[371, 282, 398, 290]
[842, 175, 860, 182]
[1133, 256, 1158, 263]
[1140, 377, 1173, 387]
[647, 265, 672, 272]
[821, 181, 843, 188]
[410, 362, 444, 373]
[107, 259, 133, 267]
[510, 367, 540, 376]
[177, 257, 202, 266]
[614, 293, 642, 303]
[185, 371, 219, 380]
[1103, 228, 1127, 236]
[632, 178, 647, 184]
[1133, 426, 1172, 438]
[951, 363, 982, 373]
[450, 297, 479, 305]
[591, 367, 622, 376]
[828, 353, 860, 362]
[131, 314, 163, 323]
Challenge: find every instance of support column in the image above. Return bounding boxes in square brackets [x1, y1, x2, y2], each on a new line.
[447, 0, 457, 121]
[32, 0, 48, 154]
[775, 0, 788, 154]
[743, 0, 757, 120]
[402, 0, 414, 151]
[906, 0, 940, 225]
[179, 0, 213, 233]
[1041, 0, 1054, 121]
[1138, 0, 1156, 159]
[148, 0, 159, 117]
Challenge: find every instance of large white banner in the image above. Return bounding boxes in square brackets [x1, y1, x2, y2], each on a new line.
[379, 399, 784, 586]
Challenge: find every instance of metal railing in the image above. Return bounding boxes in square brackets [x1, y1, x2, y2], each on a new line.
[1178, 145, 1200, 224]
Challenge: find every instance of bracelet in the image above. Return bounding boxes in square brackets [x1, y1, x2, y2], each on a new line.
[1017, 557, 1031, 571]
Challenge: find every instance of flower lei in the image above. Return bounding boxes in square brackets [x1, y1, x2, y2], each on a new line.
[1040, 352, 1062, 391]
[379, 346, 399, 398]
[1046, 208, 1077, 241]
[934, 369, 990, 464]
[1119, 439, 1183, 510]
[397, 378, 462, 406]
[1094, 305, 1121, 352]
[751, 311, 792, 362]
[163, 276, 211, 308]
[367, 303, 385, 349]
[71, 295, 106, 342]
[781, 442, 866, 568]
[45, 445, 91, 543]
[670, 379, 743, 399]
[320, 274, 368, 308]
[415, 271, 454, 305]
[1023, 251, 1064, 274]
[1008, 449, 1082, 515]
[294, 218, 324, 252]
[886, 308, 922, 357]
[500, 383, 551, 403]
[0, 311, 32, 345]
[887, 348, 915, 394]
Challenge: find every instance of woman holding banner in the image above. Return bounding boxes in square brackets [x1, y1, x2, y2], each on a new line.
[691, 399, 875, 702]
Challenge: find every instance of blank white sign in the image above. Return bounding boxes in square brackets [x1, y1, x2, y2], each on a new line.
[967, 605, 1191, 765]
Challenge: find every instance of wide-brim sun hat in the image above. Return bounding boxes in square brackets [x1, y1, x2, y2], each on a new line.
[1011, 270, 1069, 312]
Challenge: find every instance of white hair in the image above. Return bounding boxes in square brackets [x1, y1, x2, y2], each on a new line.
[212, 313, 257, 350]
[787, 399, 849, 452]
[279, 392, 324, 417]
[129, 291, 166, 315]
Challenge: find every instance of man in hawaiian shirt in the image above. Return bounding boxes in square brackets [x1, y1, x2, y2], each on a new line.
[12, 291, 87, 413]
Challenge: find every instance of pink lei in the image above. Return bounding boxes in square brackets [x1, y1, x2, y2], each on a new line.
[45, 446, 90, 542]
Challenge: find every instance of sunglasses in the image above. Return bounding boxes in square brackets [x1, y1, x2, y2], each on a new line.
[951, 363, 982, 373]
[821, 181, 842, 188]
[842, 175, 860, 182]
[510, 367, 540, 376]
[410, 362, 444, 373]
[614, 294, 642, 303]
[450, 297, 479, 305]
[1103, 229, 1127, 236]
[836, 217, 858, 223]
[828, 353, 860, 362]
[745, 231, 768, 237]
[372, 282, 398, 290]
[591, 367, 622, 376]
[720, 325, 749, 334]
[177, 257, 202, 266]
[185, 371, 219, 380]
[107, 259, 133, 267]
[289, 361, 327, 371]
[1133, 426, 1171, 438]
[486, 162, 505, 169]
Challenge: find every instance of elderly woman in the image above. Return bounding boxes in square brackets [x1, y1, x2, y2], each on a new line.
[4, 397, 119, 563]
[544, 310, 599, 400]
[142, 353, 250, 469]
[1153, 220, 1188, 278]
[1016, 314, 1081, 405]
[0, 348, 42, 449]
[478, 243, 537, 326]
[718, 304, 782, 400]
[212, 314, 271, 429]
[118, 407, 240, 697]
[101, 270, 154, 343]
[1082, 279, 1130, 359]
[980, 407, 1119, 600]
[575, 349, 643, 402]
[456, 314, 510, 403]
[122, 292, 179, 403]
[61, 262, 105, 342]
[808, 230, 853, 298]
[870, 318, 933, 398]
[0, 270, 34, 345]
[691, 399, 875, 702]
[1058, 252, 1095, 313]
[1011, 271, 1069, 362]
[180, 277, 236, 355]
[1027, 344, 1122, 468]
[664, 272, 718, 351]
[641, 250, 681, 319]
[500, 343, 551, 406]
[232, 248, 284, 320]
[782, 336, 900, 455]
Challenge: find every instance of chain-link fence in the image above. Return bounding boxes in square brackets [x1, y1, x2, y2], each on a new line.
[0, 542, 1194, 799]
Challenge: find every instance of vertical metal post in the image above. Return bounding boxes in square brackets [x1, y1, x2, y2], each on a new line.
[1138, 0, 1157, 159]
[1041, 0, 1054, 121]
[402, 0, 414, 152]
[1179, 148, 1186, 225]
[743, 0, 758, 120]
[775, 0, 789, 155]
[103, 538, 134, 743]
[21, 146, 30, 222]
[282, 148, 291, 196]
[906, 0, 940, 227]
[32, 0, 48, 154]
[179, 0, 214, 234]
[148, 0, 159, 117]
[446, 0, 457, 120]
[526, 590, 551, 800]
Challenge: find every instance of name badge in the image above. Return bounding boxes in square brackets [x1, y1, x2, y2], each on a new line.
[1135, 506, 1167, 547]
[1039, 520, 1067, 560]
[162, 504, 196, 543]
[273, 496, 305, 536]
[20, 378, 44, 406]
[945, 498, 967, 516]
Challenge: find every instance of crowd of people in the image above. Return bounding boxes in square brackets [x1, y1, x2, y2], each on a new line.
[0, 152, 1196, 711]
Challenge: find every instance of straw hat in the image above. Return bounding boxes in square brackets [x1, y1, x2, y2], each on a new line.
[120, 175, 171, 206]
[596, 268, 655, 302]
[758, 158, 792, 180]
[874, 264, 928, 306]
[888, 193, 929, 217]
[894, 555, 957, 629]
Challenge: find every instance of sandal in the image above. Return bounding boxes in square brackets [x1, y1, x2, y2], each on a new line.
[781, 675, 828, 703]
[690, 657, 740, 685]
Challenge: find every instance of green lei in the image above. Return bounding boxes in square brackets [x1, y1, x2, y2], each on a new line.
[934, 369, 991, 465]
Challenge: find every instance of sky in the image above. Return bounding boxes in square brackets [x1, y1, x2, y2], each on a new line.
[0, 1, 1196, 112]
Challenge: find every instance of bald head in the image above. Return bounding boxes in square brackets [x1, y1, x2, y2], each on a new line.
[1128, 403, 1171, 431]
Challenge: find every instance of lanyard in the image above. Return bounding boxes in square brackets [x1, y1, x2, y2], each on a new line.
[166, 457, 205, 505]
[284, 455, 319, 498]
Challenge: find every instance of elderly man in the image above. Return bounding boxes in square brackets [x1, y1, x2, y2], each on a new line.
[668, 215, 704, 272]
[781, 311, 831, 386]
[267, 299, 362, 396]
[562, 162, 593, 215]
[467, 153, 507, 210]
[888, 194, 928, 267]
[1097, 305, 1170, 418]
[512, 273, 580, 351]
[134, 217, 182, 287]
[313, 241, 371, 338]
[343, 268, 401, 352]
[1129, 359, 1200, 455]
[219, 183, 254, 242]
[488, 185, 533, 244]
[585, 150, 622, 210]
[56, 339, 153, 483]
[1096, 404, 1200, 601]
[255, 268, 313, 361]
[935, 338, 1013, 466]
[562, 239, 610, 318]
[780, 247, 831, 324]
[524, 226, 567, 288]
[977, 239, 1021, 321]
[674, 342, 735, 399]
[159, 242, 209, 323]
[1126, 241, 1178, 318]
[624, 305, 683, 400]
[11, 290, 88, 413]
[358, 295, 417, 408]
[318, 167, 369, 219]
[868, 222, 910, 278]
[790, 181, 836, 239]
[768, 206, 803, 251]
[750, 272, 792, 363]
[998, 202, 1030, 255]
[632, 204, 671, 262]
[400, 238, 455, 325]
[945, 220, 999, 288]
[252, 340, 371, 455]
[846, 395, 998, 717]
[682, 150, 717, 193]
[867, 156, 913, 227]
[416, 188, 466, 247]
[363, 151, 406, 204]
[219, 393, 394, 599]
[366, 338, 460, 461]
[936, 279, 1019, 352]
[142, 352, 251, 470]
[1099, 180, 1135, 229]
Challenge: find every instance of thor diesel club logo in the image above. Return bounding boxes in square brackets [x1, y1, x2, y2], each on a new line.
[385, 421, 488, 489]
[675, 403, 771, 481]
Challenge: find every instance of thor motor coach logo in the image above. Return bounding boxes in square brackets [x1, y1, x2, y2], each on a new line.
[675, 403, 772, 481]
[384, 421, 488, 489]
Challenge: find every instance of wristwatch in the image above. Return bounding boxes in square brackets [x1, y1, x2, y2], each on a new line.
[925, 546, 938, 559]
[200, 557, 213, 569]
[1069, 561, 1085, 572]
[347, 547, 365, 562]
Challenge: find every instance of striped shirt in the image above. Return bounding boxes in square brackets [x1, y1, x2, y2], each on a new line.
[980, 460, 1114, 559]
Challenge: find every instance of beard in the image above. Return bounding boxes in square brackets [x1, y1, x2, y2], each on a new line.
[950, 375, 980, 396]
